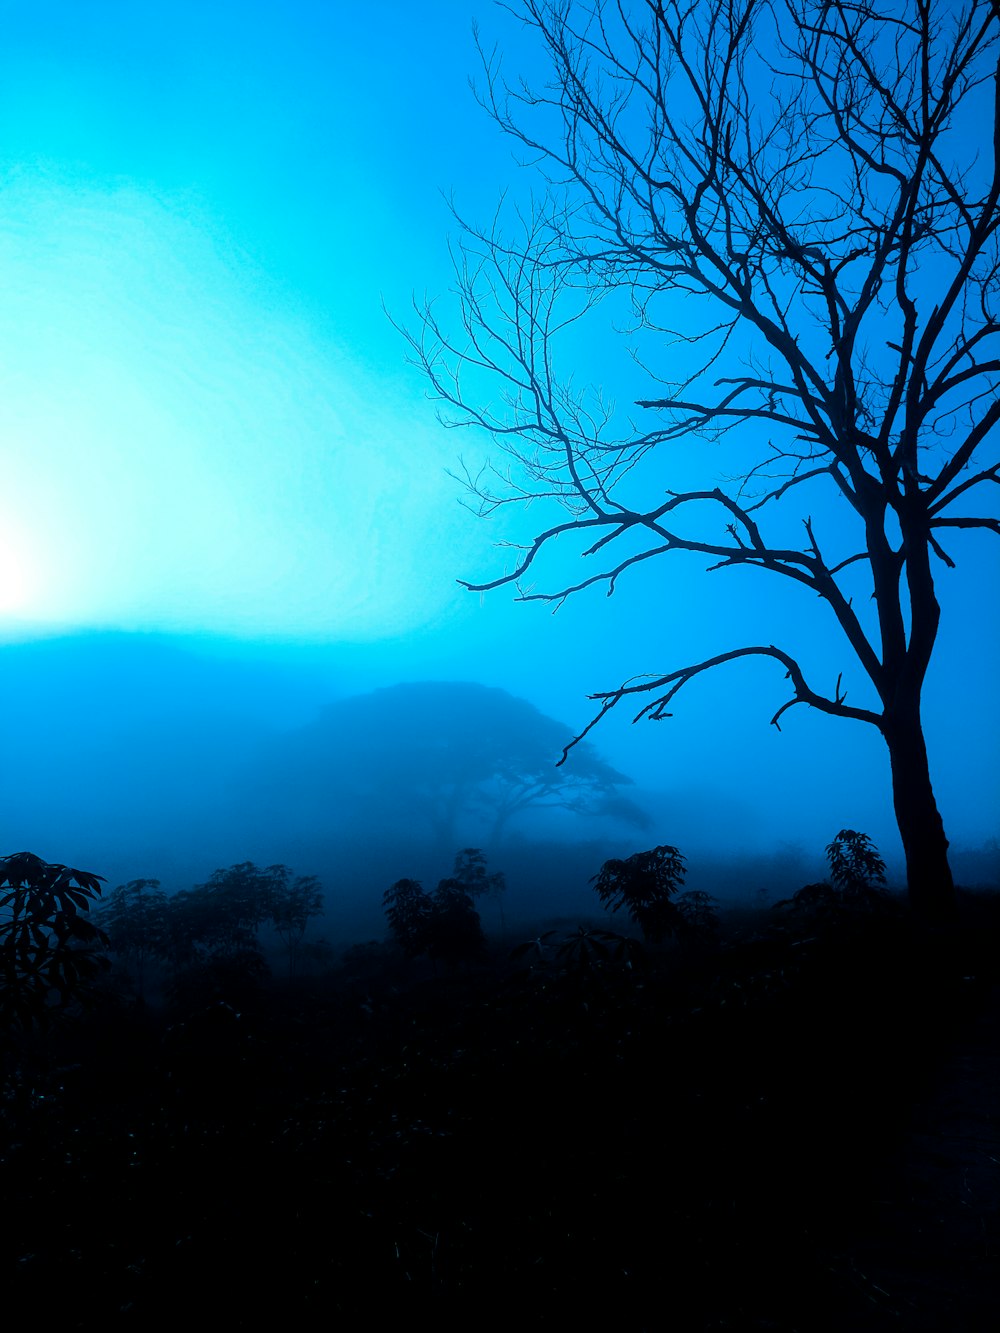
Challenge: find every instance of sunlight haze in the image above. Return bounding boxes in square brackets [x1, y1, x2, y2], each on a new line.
[0, 0, 996, 882]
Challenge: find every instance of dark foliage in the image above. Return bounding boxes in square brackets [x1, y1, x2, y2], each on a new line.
[267, 872, 324, 976]
[448, 846, 507, 933]
[383, 878, 434, 958]
[593, 843, 718, 943]
[100, 878, 168, 1001]
[384, 852, 494, 966]
[3, 878, 997, 1329]
[512, 923, 648, 979]
[428, 879, 487, 965]
[777, 830, 892, 927]
[827, 828, 888, 897]
[0, 851, 108, 1030]
[451, 847, 505, 904]
[99, 861, 325, 1001]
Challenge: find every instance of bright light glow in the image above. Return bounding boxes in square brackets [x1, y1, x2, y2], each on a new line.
[0, 525, 43, 613]
[0, 176, 480, 640]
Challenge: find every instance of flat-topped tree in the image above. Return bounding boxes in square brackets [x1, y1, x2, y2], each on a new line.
[403, 0, 1000, 921]
[270, 681, 648, 850]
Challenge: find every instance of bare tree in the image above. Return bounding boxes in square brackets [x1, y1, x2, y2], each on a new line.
[402, 0, 1000, 920]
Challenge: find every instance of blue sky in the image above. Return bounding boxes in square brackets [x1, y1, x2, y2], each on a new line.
[0, 1, 996, 865]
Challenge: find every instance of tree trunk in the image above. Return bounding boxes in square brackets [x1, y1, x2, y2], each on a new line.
[882, 709, 957, 922]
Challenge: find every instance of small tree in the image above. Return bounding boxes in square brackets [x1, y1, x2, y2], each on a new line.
[101, 878, 169, 1002]
[0, 851, 108, 1030]
[826, 829, 887, 900]
[429, 877, 487, 966]
[384, 866, 487, 966]
[777, 829, 890, 923]
[268, 873, 324, 977]
[168, 862, 289, 963]
[451, 847, 507, 932]
[383, 878, 435, 958]
[593, 844, 688, 943]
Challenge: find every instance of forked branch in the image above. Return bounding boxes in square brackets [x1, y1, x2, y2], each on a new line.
[558, 644, 882, 765]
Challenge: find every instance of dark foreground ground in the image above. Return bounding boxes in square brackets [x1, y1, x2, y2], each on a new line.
[2, 893, 998, 1330]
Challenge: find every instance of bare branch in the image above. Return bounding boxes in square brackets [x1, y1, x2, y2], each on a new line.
[558, 643, 881, 765]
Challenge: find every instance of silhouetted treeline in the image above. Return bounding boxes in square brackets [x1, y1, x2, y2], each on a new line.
[2, 841, 998, 1328]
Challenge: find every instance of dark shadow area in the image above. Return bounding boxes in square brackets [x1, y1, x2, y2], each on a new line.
[2, 839, 997, 1330]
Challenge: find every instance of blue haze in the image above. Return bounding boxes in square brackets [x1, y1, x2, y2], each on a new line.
[0, 3, 996, 930]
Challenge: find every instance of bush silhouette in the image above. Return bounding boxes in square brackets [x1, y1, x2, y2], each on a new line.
[593, 844, 718, 944]
[384, 852, 491, 965]
[777, 830, 891, 926]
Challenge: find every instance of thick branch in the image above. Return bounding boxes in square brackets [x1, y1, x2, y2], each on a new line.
[559, 644, 882, 765]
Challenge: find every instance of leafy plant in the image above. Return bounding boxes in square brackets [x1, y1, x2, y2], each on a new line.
[554, 925, 646, 974]
[777, 830, 890, 925]
[0, 851, 109, 1030]
[673, 890, 721, 942]
[826, 830, 887, 899]
[594, 844, 693, 943]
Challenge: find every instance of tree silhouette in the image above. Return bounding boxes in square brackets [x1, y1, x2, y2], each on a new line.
[826, 828, 888, 899]
[163, 862, 323, 977]
[383, 867, 486, 965]
[402, 0, 1000, 919]
[452, 846, 508, 932]
[101, 878, 168, 1002]
[777, 828, 890, 923]
[269, 681, 649, 849]
[428, 877, 487, 966]
[268, 872, 324, 977]
[593, 843, 699, 943]
[384, 878, 435, 958]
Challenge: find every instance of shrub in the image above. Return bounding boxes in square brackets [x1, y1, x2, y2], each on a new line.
[593, 844, 716, 943]
[826, 829, 887, 898]
[776, 830, 891, 926]
[383, 859, 488, 966]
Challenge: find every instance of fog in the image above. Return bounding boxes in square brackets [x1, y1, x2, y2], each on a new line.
[4, 8, 1000, 1328]
[2, 628, 996, 949]
[0, 1, 997, 947]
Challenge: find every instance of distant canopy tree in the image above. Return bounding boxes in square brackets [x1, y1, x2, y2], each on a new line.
[401, 0, 1000, 921]
[267, 681, 649, 848]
